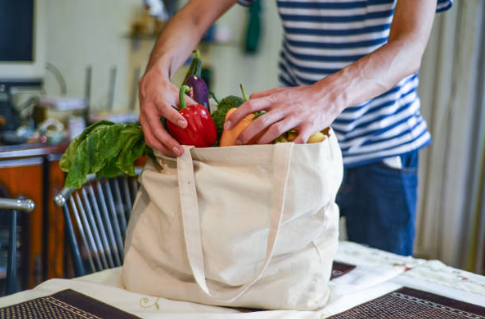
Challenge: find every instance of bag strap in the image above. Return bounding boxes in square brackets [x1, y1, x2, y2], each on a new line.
[177, 143, 294, 302]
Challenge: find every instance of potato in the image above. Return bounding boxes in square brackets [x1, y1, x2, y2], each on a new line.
[307, 131, 325, 144]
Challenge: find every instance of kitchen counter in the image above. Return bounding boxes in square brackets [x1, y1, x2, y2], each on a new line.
[0, 140, 69, 160]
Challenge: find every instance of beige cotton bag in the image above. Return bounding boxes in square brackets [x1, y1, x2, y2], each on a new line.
[122, 130, 343, 310]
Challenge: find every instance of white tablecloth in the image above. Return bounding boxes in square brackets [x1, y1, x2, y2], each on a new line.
[1, 241, 484, 318]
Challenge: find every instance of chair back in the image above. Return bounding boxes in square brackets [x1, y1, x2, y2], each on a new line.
[54, 170, 141, 277]
[0, 197, 35, 296]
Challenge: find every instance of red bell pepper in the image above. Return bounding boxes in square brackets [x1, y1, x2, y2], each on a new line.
[167, 85, 217, 148]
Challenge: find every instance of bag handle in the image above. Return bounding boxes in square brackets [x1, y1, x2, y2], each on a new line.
[177, 143, 294, 302]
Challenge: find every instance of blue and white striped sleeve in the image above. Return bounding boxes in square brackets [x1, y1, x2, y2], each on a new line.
[437, 0, 453, 12]
[238, 0, 253, 7]
[241, 0, 452, 11]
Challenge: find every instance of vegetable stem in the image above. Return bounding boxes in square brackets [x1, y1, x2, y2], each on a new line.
[240, 84, 249, 102]
[179, 85, 190, 109]
[210, 91, 220, 104]
[183, 50, 202, 83]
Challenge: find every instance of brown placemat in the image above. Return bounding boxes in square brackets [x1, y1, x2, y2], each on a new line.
[329, 287, 485, 318]
[331, 261, 356, 280]
[0, 289, 141, 319]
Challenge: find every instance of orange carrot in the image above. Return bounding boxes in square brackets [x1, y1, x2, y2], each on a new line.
[220, 108, 255, 147]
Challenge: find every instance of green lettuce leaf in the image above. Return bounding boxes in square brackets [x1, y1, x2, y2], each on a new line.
[64, 123, 126, 189]
[115, 123, 146, 176]
[60, 120, 115, 173]
[96, 157, 122, 179]
[62, 120, 154, 189]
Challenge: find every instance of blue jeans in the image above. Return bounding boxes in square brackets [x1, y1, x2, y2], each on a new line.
[336, 151, 419, 256]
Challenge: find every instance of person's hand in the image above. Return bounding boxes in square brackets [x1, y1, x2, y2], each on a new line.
[224, 81, 344, 144]
[138, 65, 196, 156]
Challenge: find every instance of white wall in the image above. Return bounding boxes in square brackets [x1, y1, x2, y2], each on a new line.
[208, 1, 283, 97]
[44, 0, 141, 113]
[43, 0, 283, 115]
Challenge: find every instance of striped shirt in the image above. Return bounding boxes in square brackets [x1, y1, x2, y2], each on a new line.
[240, 0, 452, 167]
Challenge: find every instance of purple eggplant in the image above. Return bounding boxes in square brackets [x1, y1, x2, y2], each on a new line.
[183, 50, 209, 110]
[185, 74, 209, 109]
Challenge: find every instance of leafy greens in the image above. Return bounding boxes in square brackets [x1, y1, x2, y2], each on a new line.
[60, 121, 152, 189]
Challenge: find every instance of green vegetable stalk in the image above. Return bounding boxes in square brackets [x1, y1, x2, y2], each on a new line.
[182, 50, 202, 84]
[239, 83, 266, 119]
[209, 91, 220, 104]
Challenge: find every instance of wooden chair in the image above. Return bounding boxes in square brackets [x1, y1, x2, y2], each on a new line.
[54, 169, 141, 277]
[0, 197, 35, 296]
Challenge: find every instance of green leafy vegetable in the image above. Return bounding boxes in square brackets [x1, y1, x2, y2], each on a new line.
[211, 95, 244, 141]
[115, 123, 148, 176]
[61, 121, 151, 189]
[96, 157, 122, 179]
[60, 120, 114, 172]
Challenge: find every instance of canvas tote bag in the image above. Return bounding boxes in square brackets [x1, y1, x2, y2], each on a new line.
[122, 129, 343, 310]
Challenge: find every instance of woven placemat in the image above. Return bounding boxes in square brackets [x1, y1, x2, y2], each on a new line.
[0, 289, 140, 319]
[331, 261, 356, 280]
[329, 287, 485, 318]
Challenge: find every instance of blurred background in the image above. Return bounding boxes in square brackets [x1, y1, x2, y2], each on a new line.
[0, 0, 484, 292]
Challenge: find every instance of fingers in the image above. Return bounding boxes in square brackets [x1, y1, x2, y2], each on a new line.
[148, 117, 184, 156]
[237, 111, 286, 145]
[255, 117, 300, 145]
[225, 97, 272, 130]
[293, 125, 313, 144]
[159, 100, 187, 128]
[141, 102, 185, 156]
[139, 115, 174, 156]
[138, 70, 190, 156]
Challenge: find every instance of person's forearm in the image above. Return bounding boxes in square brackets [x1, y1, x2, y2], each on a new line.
[322, 37, 426, 111]
[147, 10, 203, 78]
[146, 0, 238, 79]
[320, 0, 437, 112]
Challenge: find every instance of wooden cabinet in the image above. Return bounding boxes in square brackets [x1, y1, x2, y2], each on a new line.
[0, 142, 68, 289]
[45, 155, 66, 281]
